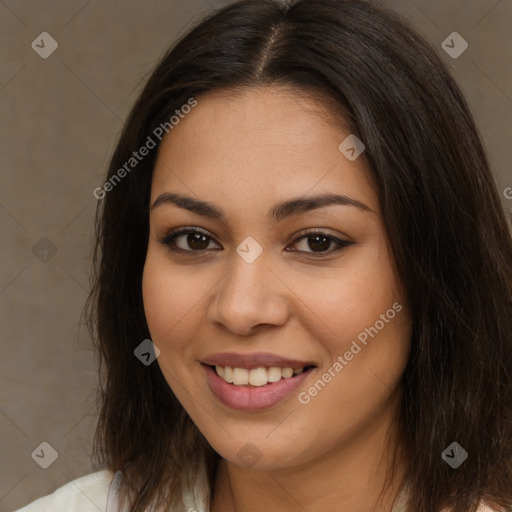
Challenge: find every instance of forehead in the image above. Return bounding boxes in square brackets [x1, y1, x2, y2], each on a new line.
[151, 86, 378, 214]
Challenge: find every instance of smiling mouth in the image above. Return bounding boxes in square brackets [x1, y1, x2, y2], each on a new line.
[206, 364, 316, 387]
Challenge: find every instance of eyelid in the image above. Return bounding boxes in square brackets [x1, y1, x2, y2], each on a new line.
[290, 227, 351, 243]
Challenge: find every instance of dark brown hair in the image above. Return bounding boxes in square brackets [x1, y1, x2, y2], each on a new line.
[86, 1, 512, 511]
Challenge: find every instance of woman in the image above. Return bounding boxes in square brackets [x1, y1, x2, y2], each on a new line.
[16, 0, 512, 511]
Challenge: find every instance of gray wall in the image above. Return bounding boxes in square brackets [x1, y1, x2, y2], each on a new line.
[1, 0, 511, 509]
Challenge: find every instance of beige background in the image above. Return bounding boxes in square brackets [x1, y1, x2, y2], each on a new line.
[0, 0, 511, 510]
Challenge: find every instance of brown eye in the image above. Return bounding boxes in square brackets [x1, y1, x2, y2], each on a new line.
[181, 232, 211, 251]
[288, 231, 353, 255]
[305, 234, 332, 252]
[159, 227, 221, 252]
[159, 227, 352, 257]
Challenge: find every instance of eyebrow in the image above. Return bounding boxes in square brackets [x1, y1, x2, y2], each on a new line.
[151, 192, 373, 222]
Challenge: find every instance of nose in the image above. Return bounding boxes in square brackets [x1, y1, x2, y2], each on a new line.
[206, 251, 290, 336]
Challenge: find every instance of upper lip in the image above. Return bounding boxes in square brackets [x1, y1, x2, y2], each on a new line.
[201, 352, 316, 369]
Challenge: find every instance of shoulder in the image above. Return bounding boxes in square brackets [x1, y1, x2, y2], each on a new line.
[14, 470, 115, 512]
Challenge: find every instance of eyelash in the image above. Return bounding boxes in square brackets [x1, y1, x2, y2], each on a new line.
[157, 226, 353, 256]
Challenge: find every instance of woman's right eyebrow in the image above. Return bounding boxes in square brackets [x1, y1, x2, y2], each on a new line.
[150, 191, 375, 222]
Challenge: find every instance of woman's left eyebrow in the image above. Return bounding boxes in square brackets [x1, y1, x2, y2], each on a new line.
[150, 192, 375, 222]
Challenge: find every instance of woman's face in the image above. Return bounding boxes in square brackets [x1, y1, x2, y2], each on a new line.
[142, 86, 412, 470]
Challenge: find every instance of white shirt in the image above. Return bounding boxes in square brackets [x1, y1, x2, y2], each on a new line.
[14, 468, 209, 512]
[13, 468, 499, 512]
[14, 470, 116, 512]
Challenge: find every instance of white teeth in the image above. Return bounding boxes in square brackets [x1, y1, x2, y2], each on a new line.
[281, 367, 293, 378]
[232, 368, 249, 385]
[248, 367, 268, 387]
[267, 367, 282, 382]
[214, 365, 308, 386]
[223, 366, 233, 383]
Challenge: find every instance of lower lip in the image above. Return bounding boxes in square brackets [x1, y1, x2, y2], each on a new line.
[202, 364, 315, 411]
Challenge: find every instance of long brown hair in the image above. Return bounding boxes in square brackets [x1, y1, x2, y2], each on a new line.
[86, 1, 512, 511]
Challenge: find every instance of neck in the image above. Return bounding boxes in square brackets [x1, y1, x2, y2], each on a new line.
[211, 394, 407, 512]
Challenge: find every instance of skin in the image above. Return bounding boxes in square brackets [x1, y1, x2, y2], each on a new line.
[142, 86, 413, 512]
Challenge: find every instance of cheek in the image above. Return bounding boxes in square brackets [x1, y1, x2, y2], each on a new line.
[142, 257, 173, 338]
[141, 252, 200, 357]
[290, 244, 403, 357]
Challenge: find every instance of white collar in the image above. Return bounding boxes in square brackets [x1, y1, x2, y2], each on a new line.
[106, 464, 410, 512]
